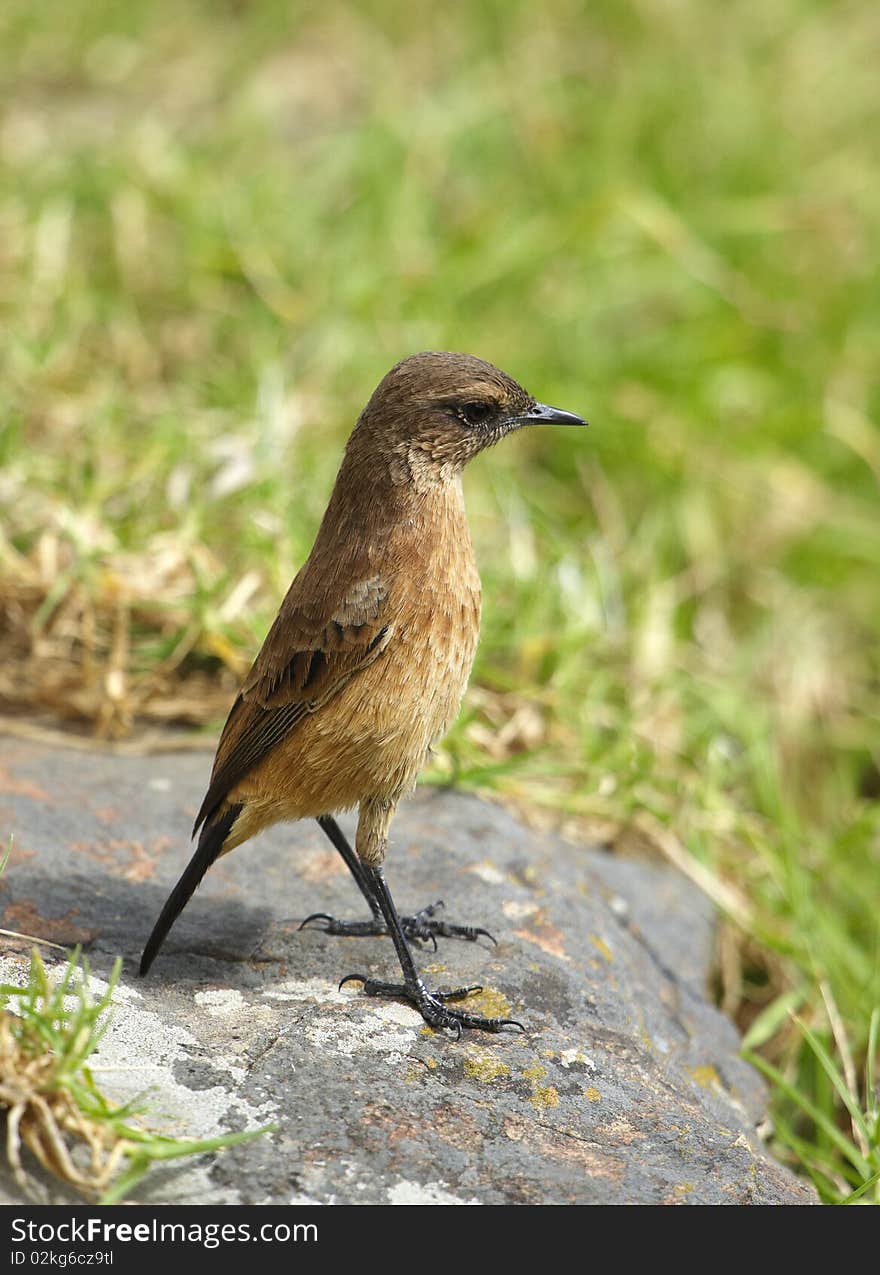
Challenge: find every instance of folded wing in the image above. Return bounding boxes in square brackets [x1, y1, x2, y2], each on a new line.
[193, 572, 391, 835]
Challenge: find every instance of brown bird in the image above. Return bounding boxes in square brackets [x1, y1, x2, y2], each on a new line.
[140, 351, 585, 1035]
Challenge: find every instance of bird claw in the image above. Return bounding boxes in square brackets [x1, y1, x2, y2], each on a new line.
[408, 899, 445, 922]
[302, 913, 390, 938]
[338, 975, 525, 1035]
[401, 900, 495, 947]
[299, 912, 333, 931]
[403, 924, 439, 952]
[300, 901, 493, 950]
[414, 921, 497, 946]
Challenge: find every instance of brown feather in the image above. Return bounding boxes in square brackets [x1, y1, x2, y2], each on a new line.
[193, 574, 393, 834]
[144, 351, 584, 976]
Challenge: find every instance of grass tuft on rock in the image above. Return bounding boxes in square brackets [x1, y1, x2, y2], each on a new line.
[0, 947, 271, 1204]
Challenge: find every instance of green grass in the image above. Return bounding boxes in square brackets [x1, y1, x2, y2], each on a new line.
[1, 0, 878, 1200]
[0, 947, 271, 1203]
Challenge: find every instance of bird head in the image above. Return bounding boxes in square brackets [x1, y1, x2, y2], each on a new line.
[352, 351, 586, 488]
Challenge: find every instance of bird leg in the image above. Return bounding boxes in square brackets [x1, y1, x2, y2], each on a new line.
[300, 816, 495, 947]
[339, 864, 523, 1037]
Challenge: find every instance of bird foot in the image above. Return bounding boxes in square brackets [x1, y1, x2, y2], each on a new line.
[406, 900, 497, 946]
[299, 899, 495, 949]
[338, 974, 524, 1038]
[300, 914, 390, 938]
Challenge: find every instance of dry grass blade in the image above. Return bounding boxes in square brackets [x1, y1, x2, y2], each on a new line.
[0, 930, 64, 951]
[632, 812, 754, 930]
[0, 536, 245, 738]
[820, 979, 870, 1162]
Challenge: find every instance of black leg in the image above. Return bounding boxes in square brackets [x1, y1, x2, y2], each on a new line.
[314, 815, 384, 920]
[301, 816, 495, 948]
[339, 864, 523, 1038]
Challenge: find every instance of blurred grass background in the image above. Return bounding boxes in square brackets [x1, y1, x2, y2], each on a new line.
[1, 0, 878, 1200]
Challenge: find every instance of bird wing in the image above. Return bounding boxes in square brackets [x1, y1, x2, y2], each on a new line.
[192, 572, 391, 834]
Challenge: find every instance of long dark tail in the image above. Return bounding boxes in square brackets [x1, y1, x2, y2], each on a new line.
[139, 802, 242, 976]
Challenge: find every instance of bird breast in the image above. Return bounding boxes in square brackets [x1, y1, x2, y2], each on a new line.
[259, 482, 483, 817]
[341, 492, 482, 797]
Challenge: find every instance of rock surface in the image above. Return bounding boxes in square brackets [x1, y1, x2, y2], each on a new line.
[0, 737, 814, 1204]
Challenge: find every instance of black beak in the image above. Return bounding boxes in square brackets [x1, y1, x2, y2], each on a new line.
[513, 401, 587, 427]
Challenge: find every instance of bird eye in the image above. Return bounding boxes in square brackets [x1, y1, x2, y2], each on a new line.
[458, 401, 493, 427]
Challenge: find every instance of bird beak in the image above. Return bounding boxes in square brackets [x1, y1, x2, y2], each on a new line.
[513, 401, 588, 427]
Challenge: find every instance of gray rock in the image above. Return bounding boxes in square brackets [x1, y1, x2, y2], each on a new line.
[0, 738, 813, 1204]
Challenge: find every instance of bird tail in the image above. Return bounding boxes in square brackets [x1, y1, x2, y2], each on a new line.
[139, 802, 242, 976]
